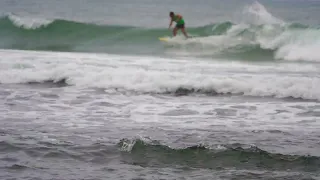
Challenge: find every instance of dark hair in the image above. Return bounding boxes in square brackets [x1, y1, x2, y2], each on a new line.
[169, 12, 174, 16]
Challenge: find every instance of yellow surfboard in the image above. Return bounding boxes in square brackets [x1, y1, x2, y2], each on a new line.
[159, 37, 170, 42]
[159, 36, 190, 42]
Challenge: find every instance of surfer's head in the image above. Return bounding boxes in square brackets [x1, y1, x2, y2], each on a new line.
[169, 12, 174, 17]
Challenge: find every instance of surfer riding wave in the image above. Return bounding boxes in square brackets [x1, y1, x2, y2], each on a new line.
[169, 12, 189, 38]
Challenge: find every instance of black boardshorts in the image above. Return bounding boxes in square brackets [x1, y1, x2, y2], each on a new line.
[175, 23, 185, 29]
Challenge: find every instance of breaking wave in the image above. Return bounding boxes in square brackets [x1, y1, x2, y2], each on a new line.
[0, 1, 320, 62]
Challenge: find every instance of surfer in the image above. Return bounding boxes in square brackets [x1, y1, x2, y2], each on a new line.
[169, 12, 189, 38]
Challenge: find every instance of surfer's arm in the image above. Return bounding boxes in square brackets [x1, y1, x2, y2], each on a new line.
[169, 19, 173, 28]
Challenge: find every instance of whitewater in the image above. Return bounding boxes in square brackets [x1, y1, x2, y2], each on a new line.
[0, 1, 320, 180]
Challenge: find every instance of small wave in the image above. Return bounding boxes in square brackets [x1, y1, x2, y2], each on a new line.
[1, 137, 319, 172]
[7, 164, 30, 170]
[0, 141, 21, 152]
[118, 138, 320, 171]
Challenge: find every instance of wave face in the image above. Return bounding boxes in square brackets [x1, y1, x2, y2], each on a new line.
[1, 1, 320, 62]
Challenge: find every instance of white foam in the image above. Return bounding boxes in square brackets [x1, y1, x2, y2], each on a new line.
[274, 30, 320, 61]
[0, 49, 320, 101]
[8, 14, 53, 29]
[238, 2, 320, 62]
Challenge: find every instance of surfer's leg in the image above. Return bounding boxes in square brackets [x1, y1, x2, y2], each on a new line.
[176, 24, 188, 38]
[173, 27, 178, 36]
[181, 27, 189, 38]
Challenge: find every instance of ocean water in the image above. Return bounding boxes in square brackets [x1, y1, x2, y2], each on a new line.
[0, 0, 320, 179]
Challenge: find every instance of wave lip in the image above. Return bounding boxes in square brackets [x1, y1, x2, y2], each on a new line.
[7, 14, 53, 29]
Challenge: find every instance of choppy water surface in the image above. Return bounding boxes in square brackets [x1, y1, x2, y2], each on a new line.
[0, 0, 320, 179]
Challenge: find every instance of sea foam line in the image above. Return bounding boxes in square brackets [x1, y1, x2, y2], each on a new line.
[0, 50, 319, 101]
